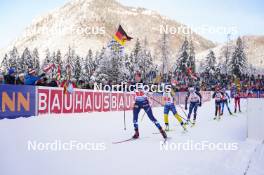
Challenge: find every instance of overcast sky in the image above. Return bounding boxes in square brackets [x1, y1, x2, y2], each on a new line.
[0, 0, 263, 48]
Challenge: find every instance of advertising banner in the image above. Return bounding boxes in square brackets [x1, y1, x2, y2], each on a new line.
[0, 85, 36, 119]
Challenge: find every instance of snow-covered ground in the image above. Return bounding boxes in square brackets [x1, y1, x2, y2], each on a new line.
[0, 99, 263, 175]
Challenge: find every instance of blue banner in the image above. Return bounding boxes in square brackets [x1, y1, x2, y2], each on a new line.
[0, 84, 36, 119]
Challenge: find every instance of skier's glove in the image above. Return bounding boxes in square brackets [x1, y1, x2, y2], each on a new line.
[199, 102, 202, 107]
[228, 99, 231, 103]
[185, 106, 187, 110]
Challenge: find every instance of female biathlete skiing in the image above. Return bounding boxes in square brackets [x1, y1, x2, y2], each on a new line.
[132, 87, 167, 139]
[220, 88, 233, 115]
[212, 87, 223, 120]
[185, 87, 202, 126]
[162, 90, 187, 132]
[234, 89, 242, 113]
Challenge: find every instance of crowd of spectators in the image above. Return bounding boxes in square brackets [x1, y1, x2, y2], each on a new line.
[0, 67, 264, 93]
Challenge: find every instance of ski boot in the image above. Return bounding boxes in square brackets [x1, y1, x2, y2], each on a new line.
[191, 120, 196, 127]
[184, 119, 190, 125]
[132, 129, 139, 139]
[160, 128, 167, 139]
[178, 121, 187, 131]
[234, 109, 237, 113]
[182, 124, 187, 131]
[165, 123, 170, 131]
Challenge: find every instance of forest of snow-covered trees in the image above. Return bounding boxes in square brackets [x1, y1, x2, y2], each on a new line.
[0, 36, 248, 83]
[199, 37, 248, 78]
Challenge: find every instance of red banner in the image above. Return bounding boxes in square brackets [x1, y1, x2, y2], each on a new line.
[37, 87, 211, 115]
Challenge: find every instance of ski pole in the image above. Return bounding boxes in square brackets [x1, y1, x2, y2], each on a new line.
[178, 104, 188, 118]
[146, 93, 191, 123]
[140, 112, 146, 122]
[140, 93, 157, 122]
[140, 105, 151, 122]
[123, 91, 126, 130]
[178, 104, 195, 125]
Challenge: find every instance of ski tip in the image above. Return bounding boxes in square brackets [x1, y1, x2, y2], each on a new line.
[112, 138, 134, 144]
[163, 137, 172, 144]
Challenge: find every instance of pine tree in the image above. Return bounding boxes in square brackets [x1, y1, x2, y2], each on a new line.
[55, 49, 63, 71]
[21, 47, 33, 72]
[132, 38, 142, 71]
[9, 47, 19, 69]
[229, 37, 247, 77]
[41, 49, 51, 70]
[204, 50, 217, 75]
[56, 50, 63, 67]
[1, 54, 9, 72]
[189, 40, 196, 73]
[82, 49, 94, 81]
[55, 50, 63, 80]
[74, 55, 82, 80]
[221, 34, 232, 74]
[176, 38, 189, 74]
[32, 48, 40, 73]
[126, 39, 142, 80]
[95, 47, 105, 66]
[141, 37, 156, 82]
[160, 33, 170, 82]
[128, 52, 135, 79]
[50, 51, 57, 78]
[174, 38, 197, 77]
[127, 38, 157, 82]
[94, 42, 129, 83]
[63, 46, 76, 80]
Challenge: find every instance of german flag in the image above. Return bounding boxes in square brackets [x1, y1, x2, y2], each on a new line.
[113, 25, 132, 46]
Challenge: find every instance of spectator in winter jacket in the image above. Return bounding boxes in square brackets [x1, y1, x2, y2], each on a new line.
[36, 77, 48, 86]
[16, 73, 25, 85]
[0, 73, 4, 84]
[48, 78, 58, 87]
[24, 68, 45, 85]
[4, 68, 16, 84]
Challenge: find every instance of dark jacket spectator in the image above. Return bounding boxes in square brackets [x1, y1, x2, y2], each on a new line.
[48, 79, 58, 87]
[4, 68, 16, 84]
[36, 77, 48, 86]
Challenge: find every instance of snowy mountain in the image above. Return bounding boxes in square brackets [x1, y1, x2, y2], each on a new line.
[0, 0, 215, 64]
[196, 35, 264, 72]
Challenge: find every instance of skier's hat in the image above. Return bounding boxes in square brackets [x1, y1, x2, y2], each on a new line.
[28, 68, 36, 75]
[8, 68, 16, 75]
[189, 87, 195, 92]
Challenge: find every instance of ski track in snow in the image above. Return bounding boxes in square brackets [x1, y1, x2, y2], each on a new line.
[0, 99, 263, 175]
